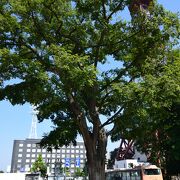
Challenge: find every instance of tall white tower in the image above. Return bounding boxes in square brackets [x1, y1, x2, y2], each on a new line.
[28, 105, 38, 139]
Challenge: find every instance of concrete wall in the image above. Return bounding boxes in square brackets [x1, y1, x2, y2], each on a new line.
[133, 149, 147, 162]
[0, 173, 26, 180]
[114, 159, 139, 169]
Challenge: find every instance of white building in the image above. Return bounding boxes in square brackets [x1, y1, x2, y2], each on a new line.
[114, 159, 139, 169]
[114, 148, 147, 169]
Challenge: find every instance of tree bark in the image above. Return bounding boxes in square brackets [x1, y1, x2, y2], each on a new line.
[85, 129, 108, 180]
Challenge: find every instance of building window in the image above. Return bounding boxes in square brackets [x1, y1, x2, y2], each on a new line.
[26, 159, 30, 163]
[32, 154, 35, 158]
[80, 145, 84, 149]
[37, 149, 41, 153]
[18, 159, 22, 162]
[52, 154, 55, 158]
[52, 149, 56, 153]
[42, 149, 46, 153]
[42, 154, 46, 158]
[57, 150, 60, 153]
[19, 149, 23, 152]
[27, 144, 31, 147]
[19, 144, 23, 147]
[62, 154, 65, 158]
[27, 149, 31, 152]
[25, 165, 30, 172]
[31, 159, 35, 163]
[18, 154, 22, 157]
[62, 149, 65, 153]
[66, 150, 70, 153]
[32, 149, 36, 153]
[76, 150, 79, 153]
[32, 144, 36, 148]
[25, 164, 29, 169]
[47, 154, 51, 158]
[26, 154, 30, 158]
[71, 154, 75, 158]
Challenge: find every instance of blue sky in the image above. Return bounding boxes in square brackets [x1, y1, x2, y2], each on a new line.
[0, 0, 179, 172]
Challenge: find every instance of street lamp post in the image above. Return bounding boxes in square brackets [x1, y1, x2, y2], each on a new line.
[46, 158, 51, 177]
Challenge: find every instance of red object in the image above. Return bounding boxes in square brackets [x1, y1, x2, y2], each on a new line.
[129, 0, 153, 13]
[116, 139, 135, 160]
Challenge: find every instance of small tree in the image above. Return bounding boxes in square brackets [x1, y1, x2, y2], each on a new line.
[31, 154, 47, 178]
[64, 167, 70, 177]
[74, 168, 85, 177]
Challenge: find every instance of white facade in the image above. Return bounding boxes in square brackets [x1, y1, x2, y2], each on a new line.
[114, 159, 139, 169]
[133, 149, 147, 162]
[0, 173, 26, 180]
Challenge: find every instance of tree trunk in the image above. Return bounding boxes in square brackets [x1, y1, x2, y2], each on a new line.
[88, 157, 106, 180]
[85, 130, 108, 180]
[69, 93, 108, 179]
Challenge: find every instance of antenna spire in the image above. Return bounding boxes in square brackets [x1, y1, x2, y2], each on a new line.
[28, 105, 38, 139]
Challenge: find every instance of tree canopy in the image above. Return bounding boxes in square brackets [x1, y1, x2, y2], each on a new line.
[0, 0, 179, 179]
[112, 49, 180, 166]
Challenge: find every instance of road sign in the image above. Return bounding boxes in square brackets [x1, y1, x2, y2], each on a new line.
[75, 158, 80, 167]
[65, 158, 70, 167]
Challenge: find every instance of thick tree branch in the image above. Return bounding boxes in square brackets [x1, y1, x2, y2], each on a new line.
[93, 29, 106, 67]
[83, 85, 101, 145]
[106, 124, 116, 136]
[101, 0, 107, 20]
[107, 2, 124, 21]
[100, 106, 124, 129]
[67, 93, 91, 143]
[85, 29, 140, 51]
[99, 89, 113, 111]
[100, 62, 133, 92]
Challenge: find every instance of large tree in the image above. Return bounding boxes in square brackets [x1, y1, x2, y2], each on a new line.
[0, 0, 179, 179]
[112, 49, 180, 175]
